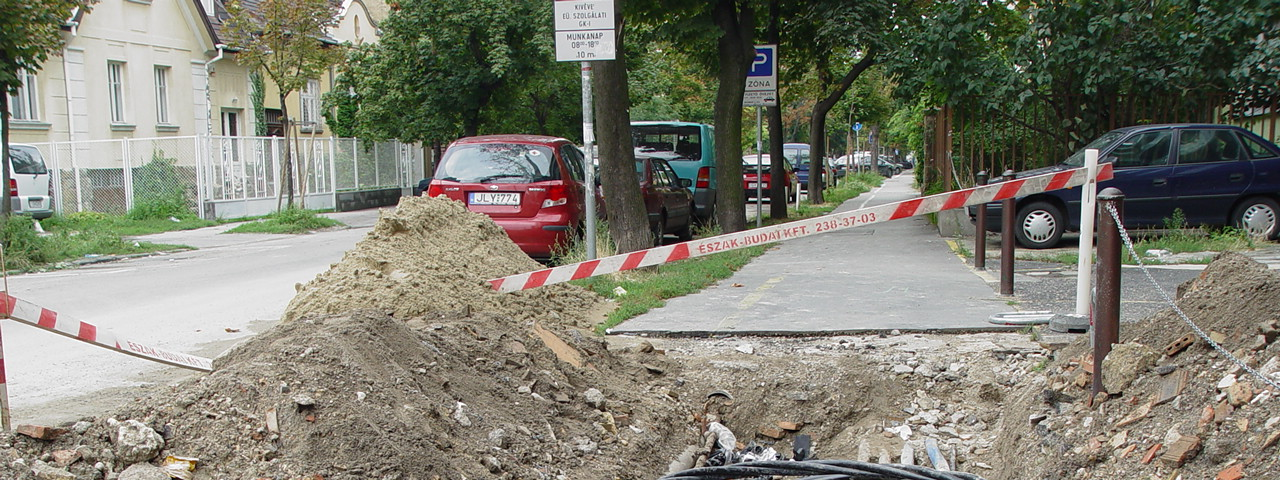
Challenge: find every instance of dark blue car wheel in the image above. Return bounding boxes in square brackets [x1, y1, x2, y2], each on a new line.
[1234, 197, 1280, 240]
[1014, 201, 1065, 249]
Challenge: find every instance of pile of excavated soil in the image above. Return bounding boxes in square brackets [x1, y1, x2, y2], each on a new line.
[989, 252, 1280, 480]
[282, 195, 601, 327]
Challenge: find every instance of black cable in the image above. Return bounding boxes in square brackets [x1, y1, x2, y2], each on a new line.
[660, 459, 987, 480]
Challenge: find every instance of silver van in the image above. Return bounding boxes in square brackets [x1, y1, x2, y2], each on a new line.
[8, 144, 53, 219]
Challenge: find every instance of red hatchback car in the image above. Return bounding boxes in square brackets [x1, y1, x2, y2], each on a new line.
[426, 135, 592, 260]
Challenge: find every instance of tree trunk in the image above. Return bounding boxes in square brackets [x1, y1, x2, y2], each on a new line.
[592, 19, 649, 254]
[808, 52, 876, 204]
[280, 93, 295, 208]
[1, 95, 12, 218]
[711, 0, 755, 233]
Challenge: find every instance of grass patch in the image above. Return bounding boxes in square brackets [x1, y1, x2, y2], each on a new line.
[43, 210, 218, 236]
[1, 214, 188, 272]
[570, 172, 884, 332]
[224, 208, 344, 234]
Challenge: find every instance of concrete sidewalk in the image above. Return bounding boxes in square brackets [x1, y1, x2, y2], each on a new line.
[611, 172, 1016, 335]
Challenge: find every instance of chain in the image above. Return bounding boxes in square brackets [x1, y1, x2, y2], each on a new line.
[1104, 203, 1280, 392]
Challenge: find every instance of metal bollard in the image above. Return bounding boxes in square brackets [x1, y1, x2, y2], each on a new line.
[999, 170, 1015, 296]
[974, 171, 988, 270]
[1093, 187, 1124, 397]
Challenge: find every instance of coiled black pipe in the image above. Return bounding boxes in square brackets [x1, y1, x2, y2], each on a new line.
[660, 459, 987, 480]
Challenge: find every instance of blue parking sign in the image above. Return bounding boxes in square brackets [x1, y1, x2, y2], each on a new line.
[749, 46, 774, 77]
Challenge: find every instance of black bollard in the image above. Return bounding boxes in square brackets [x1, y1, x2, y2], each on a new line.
[1093, 187, 1124, 397]
[975, 171, 989, 270]
[1000, 170, 1015, 296]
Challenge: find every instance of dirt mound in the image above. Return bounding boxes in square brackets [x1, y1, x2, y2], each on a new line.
[282, 195, 600, 327]
[990, 252, 1280, 480]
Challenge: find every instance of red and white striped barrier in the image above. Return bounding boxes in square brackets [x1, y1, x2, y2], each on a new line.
[489, 163, 1114, 292]
[0, 294, 213, 372]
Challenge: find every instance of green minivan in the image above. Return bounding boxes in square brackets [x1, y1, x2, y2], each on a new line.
[630, 121, 716, 222]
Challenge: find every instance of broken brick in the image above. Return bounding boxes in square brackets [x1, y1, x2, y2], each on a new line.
[51, 449, 81, 467]
[1198, 405, 1216, 429]
[1262, 430, 1280, 451]
[15, 424, 67, 441]
[1216, 463, 1244, 480]
[1117, 444, 1137, 459]
[777, 421, 803, 431]
[1140, 443, 1162, 464]
[1160, 435, 1201, 467]
[1116, 403, 1151, 428]
[1164, 334, 1196, 357]
[1214, 400, 1234, 423]
[1227, 382, 1253, 407]
[757, 427, 785, 439]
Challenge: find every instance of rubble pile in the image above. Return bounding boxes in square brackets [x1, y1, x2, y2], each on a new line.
[0, 196, 695, 480]
[990, 252, 1280, 480]
[1, 195, 1277, 480]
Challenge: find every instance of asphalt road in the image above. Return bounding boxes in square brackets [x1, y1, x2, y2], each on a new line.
[1, 209, 383, 425]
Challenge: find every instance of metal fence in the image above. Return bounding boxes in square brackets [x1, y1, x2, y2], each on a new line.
[922, 93, 1280, 192]
[30, 135, 425, 219]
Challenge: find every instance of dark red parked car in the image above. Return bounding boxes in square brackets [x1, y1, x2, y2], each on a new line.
[634, 153, 696, 245]
[425, 135, 592, 260]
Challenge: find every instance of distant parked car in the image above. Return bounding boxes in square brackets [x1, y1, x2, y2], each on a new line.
[634, 154, 695, 245]
[424, 134, 593, 260]
[8, 144, 53, 219]
[970, 123, 1280, 249]
[783, 143, 828, 192]
[742, 153, 797, 202]
[631, 121, 717, 223]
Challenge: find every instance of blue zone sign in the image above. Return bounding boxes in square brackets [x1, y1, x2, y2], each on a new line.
[744, 44, 777, 107]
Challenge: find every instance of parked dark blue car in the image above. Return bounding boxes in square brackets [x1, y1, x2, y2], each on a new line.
[970, 124, 1280, 248]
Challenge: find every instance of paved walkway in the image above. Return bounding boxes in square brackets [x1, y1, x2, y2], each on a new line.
[612, 173, 1016, 335]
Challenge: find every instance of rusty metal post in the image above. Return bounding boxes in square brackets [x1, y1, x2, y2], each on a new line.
[974, 171, 989, 270]
[1093, 187, 1124, 397]
[999, 170, 1015, 296]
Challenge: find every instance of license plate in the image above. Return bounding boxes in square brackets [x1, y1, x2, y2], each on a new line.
[469, 192, 521, 205]
[29, 199, 42, 208]
[747, 183, 759, 189]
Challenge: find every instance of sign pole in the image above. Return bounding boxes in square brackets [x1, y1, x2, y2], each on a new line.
[555, 0, 617, 260]
[581, 62, 597, 260]
[755, 107, 763, 228]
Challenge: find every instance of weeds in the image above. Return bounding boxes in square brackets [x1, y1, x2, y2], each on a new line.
[1, 215, 184, 271]
[225, 208, 343, 234]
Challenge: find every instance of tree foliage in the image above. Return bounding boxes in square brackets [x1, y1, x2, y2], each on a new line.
[0, 0, 94, 217]
[224, 0, 345, 206]
[333, 0, 575, 144]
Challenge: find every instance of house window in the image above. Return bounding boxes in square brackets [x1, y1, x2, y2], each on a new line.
[108, 61, 127, 123]
[8, 69, 39, 121]
[300, 79, 320, 129]
[154, 66, 170, 124]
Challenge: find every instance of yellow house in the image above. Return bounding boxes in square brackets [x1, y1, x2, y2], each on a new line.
[6, 0, 383, 150]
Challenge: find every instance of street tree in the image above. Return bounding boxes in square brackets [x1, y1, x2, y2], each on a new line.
[330, 0, 566, 145]
[591, 1, 651, 254]
[224, 0, 345, 208]
[629, 0, 756, 233]
[0, 0, 94, 218]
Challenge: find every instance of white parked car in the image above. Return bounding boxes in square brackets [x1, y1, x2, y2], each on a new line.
[8, 144, 54, 219]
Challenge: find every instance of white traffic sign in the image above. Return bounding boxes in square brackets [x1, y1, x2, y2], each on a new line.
[744, 44, 777, 107]
[554, 0, 616, 61]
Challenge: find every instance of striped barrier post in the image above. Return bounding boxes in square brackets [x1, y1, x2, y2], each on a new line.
[489, 163, 1113, 292]
[1, 319, 9, 430]
[0, 294, 213, 372]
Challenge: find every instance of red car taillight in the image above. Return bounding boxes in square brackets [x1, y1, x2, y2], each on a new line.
[426, 183, 446, 197]
[541, 184, 569, 208]
[696, 167, 711, 189]
[8, 179, 16, 197]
